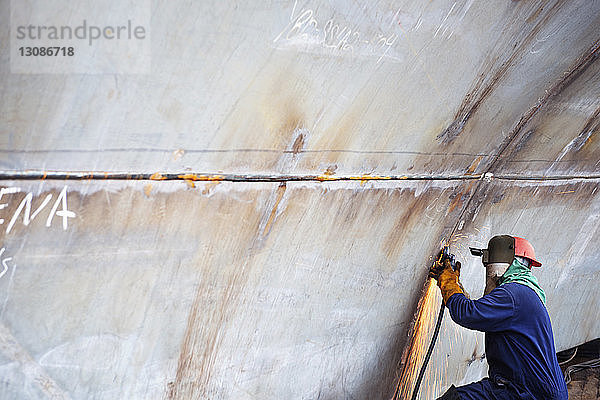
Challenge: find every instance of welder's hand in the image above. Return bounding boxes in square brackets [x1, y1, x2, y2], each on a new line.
[429, 259, 445, 280]
[437, 259, 464, 304]
[429, 257, 460, 280]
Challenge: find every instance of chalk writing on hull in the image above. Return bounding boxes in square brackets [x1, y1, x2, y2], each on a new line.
[0, 186, 76, 234]
[0, 247, 14, 280]
[274, 4, 400, 63]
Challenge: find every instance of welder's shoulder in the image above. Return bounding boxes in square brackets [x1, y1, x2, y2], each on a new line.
[498, 282, 544, 312]
[478, 286, 514, 311]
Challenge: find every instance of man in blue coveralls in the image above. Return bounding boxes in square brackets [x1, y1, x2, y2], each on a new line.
[431, 235, 568, 400]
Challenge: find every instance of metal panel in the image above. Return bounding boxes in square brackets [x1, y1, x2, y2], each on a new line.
[0, 180, 465, 399]
[1, 1, 599, 176]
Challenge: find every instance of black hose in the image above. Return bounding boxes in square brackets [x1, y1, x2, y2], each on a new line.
[410, 300, 446, 400]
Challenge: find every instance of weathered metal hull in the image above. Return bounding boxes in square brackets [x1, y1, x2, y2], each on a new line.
[1, 0, 599, 398]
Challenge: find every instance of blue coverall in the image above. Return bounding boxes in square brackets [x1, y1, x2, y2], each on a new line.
[445, 282, 568, 400]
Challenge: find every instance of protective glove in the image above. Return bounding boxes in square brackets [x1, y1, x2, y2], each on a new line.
[432, 258, 465, 304]
[428, 258, 446, 280]
[428, 247, 457, 280]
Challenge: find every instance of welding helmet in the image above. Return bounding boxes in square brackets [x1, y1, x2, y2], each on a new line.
[469, 235, 542, 268]
[470, 235, 541, 295]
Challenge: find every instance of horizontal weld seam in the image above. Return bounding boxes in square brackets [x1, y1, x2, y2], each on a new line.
[0, 171, 598, 182]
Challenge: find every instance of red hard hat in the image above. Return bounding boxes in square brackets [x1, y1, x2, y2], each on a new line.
[514, 236, 542, 267]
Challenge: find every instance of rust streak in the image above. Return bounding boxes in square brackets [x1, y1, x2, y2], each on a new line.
[466, 156, 483, 175]
[437, 1, 564, 144]
[349, 175, 393, 180]
[177, 174, 225, 181]
[447, 182, 475, 215]
[486, 37, 600, 172]
[167, 186, 280, 399]
[316, 175, 339, 181]
[261, 182, 287, 238]
[571, 104, 600, 152]
[291, 132, 305, 155]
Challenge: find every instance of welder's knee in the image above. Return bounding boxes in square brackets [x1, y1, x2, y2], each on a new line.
[437, 384, 461, 400]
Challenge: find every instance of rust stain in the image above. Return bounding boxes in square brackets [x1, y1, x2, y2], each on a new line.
[447, 182, 474, 215]
[324, 165, 337, 176]
[170, 291, 221, 399]
[177, 174, 225, 181]
[261, 182, 287, 238]
[349, 175, 393, 185]
[312, 86, 371, 166]
[382, 188, 443, 261]
[466, 156, 483, 175]
[525, 4, 544, 24]
[150, 172, 167, 181]
[485, 37, 600, 173]
[143, 184, 153, 197]
[291, 132, 305, 154]
[436, 1, 563, 144]
[262, 79, 304, 148]
[572, 104, 600, 152]
[177, 174, 226, 187]
[316, 175, 338, 181]
[250, 69, 308, 171]
[315, 174, 404, 182]
[349, 175, 393, 180]
[167, 189, 264, 400]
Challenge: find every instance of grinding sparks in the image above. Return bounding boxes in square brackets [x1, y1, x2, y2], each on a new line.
[394, 279, 441, 399]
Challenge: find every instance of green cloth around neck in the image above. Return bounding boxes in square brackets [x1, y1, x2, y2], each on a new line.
[498, 258, 546, 305]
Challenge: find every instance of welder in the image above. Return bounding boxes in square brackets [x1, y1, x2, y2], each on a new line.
[430, 235, 568, 400]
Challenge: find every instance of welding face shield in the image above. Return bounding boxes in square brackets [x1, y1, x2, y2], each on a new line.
[470, 235, 515, 295]
[470, 235, 542, 294]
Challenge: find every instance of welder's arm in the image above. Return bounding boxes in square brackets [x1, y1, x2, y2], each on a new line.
[446, 288, 516, 332]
